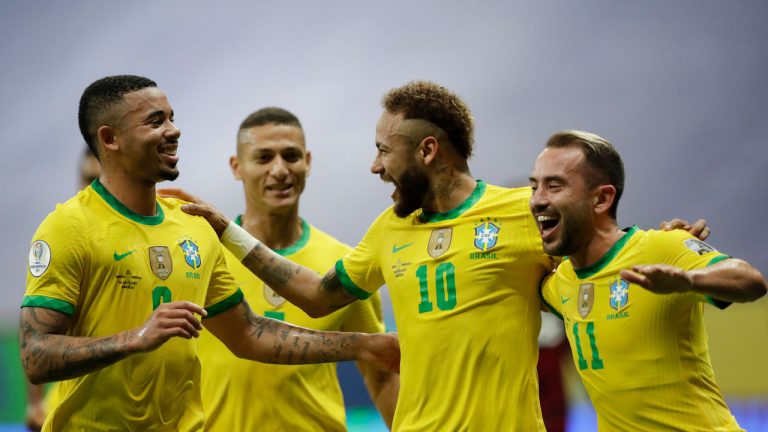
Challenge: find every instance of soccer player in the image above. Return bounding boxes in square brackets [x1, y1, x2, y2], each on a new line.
[530, 130, 767, 431]
[19, 75, 399, 432]
[174, 81, 555, 431]
[197, 107, 398, 430]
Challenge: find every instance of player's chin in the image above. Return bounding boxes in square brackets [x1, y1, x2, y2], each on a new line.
[159, 167, 180, 182]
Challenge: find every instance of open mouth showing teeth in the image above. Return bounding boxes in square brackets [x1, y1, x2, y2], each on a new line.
[537, 215, 559, 233]
[159, 146, 177, 156]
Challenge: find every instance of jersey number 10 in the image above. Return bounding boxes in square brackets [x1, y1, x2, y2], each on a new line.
[416, 263, 457, 313]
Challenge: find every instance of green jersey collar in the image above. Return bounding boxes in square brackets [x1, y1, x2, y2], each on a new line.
[91, 179, 164, 226]
[235, 215, 310, 257]
[419, 180, 486, 223]
[574, 225, 639, 279]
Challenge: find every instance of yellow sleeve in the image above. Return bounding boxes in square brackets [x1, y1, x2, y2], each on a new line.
[203, 241, 243, 318]
[539, 272, 563, 319]
[337, 212, 387, 299]
[23, 208, 87, 315]
[646, 230, 731, 308]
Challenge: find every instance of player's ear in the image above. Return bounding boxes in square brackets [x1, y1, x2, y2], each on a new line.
[594, 184, 617, 215]
[98, 125, 117, 153]
[305, 150, 312, 177]
[420, 136, 439, 165]
[229, 155, 242, 180]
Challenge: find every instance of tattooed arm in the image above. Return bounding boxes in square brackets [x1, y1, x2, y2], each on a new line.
[242, 246, 359, 317]
[159, 187, 359, 318]
[19, 301, 206, 384]
[203, 300, 399, 372]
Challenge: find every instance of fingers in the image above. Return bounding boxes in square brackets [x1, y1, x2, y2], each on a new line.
[179, 203, 211, 217]
[620, 268, 649, 287]
[660, 218, 689, 231]
[688, 219, 710, 240]
[157, 187, 201, 203]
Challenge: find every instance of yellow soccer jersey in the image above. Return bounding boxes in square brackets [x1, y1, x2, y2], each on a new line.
[23, 180, 242, 432]
[541, 226, 743, 432]
[338, 180, 554, 431]
[198, 217, 384, 432]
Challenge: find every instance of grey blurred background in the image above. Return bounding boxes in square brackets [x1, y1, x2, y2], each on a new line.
[1, 0, 767, 423]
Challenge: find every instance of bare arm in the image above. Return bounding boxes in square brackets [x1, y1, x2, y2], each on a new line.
[357, 360, 399, 429]
[25, 381, 45, 431]
[19, 302, 206, 384]
[620, 258, 767, 303]
[203, 300, 399, 372]
[159, 187, 359, 317]
[241, 244, 358, 317]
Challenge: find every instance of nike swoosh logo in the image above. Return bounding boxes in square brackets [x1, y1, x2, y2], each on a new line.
[113, 250, 136, 261]
[392, 243, 414, 253]
[561, 297, 571, 305]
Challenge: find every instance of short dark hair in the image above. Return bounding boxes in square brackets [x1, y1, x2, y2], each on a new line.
[239, 107, 302, 131]
[545, 130, 625, 219]
[78, 75, 157, 159]
[381, 80, 474, 160]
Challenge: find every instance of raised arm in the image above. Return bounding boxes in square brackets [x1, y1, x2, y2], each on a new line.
[620, 258, 767, 303]
[19, 302, 206, 384]
[160, 187, 359, 317]
[202, 300, 400, 373]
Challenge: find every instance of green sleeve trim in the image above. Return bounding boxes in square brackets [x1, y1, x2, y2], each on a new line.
[21, 296, 75, 315]
[335, 260, 372, 300]
[204, 288, 244, 318]
[707, 254, 730, 266]
[538, 287, 563, 321]
[419, 180, 486, 223]
[92, 179, 164, 225]
[705, 254, 732, 309]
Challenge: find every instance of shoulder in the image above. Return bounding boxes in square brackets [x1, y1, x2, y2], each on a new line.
[306, 224, 352, 253]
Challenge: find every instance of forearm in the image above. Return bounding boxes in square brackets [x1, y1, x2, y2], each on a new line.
[689, 258, 767, 303]
[359, 362, 399, 429]
[20, 327, 135, 384]
[207, 302, 364, 364]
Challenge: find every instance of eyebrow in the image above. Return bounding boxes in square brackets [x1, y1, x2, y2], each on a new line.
[144, 110, 173, 121]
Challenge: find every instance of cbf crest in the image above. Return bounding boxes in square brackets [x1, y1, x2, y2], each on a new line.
[609, 278, 629, 311]
[149, 246, 173, 280]
[578, 283, 594, 318]
[473, 219, 500, 251]
[428, 228, 452, 258]
[180, 240, 202, 269]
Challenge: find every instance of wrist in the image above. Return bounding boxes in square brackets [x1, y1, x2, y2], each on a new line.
[221, 221, 261, 261]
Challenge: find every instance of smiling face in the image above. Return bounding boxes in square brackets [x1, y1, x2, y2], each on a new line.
[371, 111, 430, 217]
[529, 146, 597, 257]
[232, 123, 310, 214]
[112, 87, 180, 183]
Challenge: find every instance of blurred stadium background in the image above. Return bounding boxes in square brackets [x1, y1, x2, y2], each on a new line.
[1, 1, 766, 430]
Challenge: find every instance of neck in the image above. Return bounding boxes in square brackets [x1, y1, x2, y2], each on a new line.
[240, 203, 303, 251]
[569, 220, 624, 270]
[98, 171, 158, 216]
[423, 170, 476, 213]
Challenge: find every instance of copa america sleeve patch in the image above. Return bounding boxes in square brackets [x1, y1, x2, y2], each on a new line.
[684, 238, 716, 256]
[28, 240, 51, 277]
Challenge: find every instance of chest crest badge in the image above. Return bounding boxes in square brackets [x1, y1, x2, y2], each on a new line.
[578, 283, 594, 318]
[179, 240, 202, 269]
[473, 220, 500, 251]
[428, 228, 453, 258]
[609, 278, 629, 311]
[149, 246, 173, 280]
[264, 284, 286, 308]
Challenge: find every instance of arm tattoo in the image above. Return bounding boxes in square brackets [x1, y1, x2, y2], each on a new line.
[19, 308, 133, 384]
[238, 300, 361, 365]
